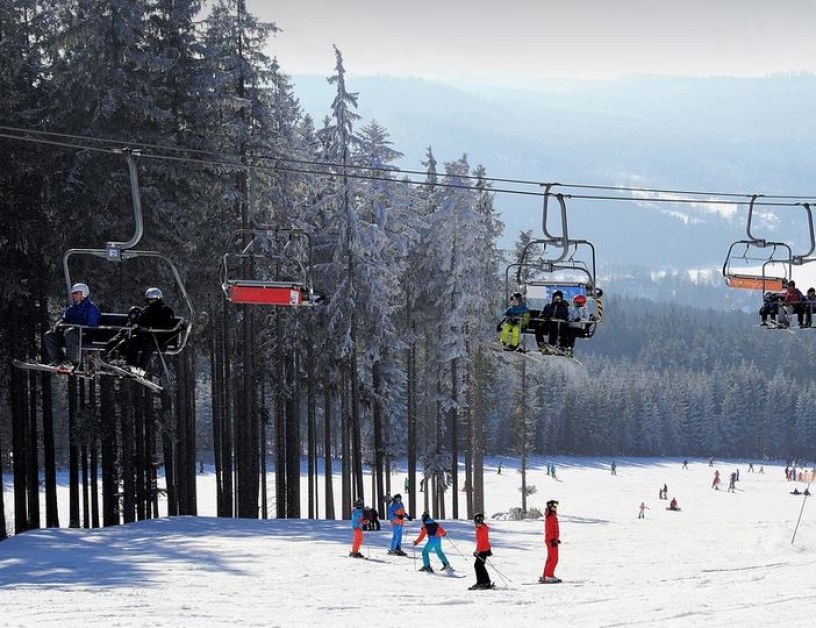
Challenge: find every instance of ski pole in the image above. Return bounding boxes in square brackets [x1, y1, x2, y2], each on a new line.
[446, 536, 468, 564]
[412, 542, 417, 571]
[485, 557, 512, 585]
[791, 482, 810, 545]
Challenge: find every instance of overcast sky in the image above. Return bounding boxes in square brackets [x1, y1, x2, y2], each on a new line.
[246, 1, 816, 84]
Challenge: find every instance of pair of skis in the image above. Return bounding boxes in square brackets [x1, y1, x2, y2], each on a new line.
[492, 343, 582, 365]
[13, 356, 163, 392]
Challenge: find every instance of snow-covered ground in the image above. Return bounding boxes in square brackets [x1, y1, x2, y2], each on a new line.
[2, 456, 814, 626]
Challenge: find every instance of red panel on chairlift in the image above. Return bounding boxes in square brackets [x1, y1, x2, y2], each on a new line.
[228, 283, 303, 306]
[726, 275, 784, 291]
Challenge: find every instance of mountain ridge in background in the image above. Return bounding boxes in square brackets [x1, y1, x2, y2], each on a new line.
[291, 73, 816, 308]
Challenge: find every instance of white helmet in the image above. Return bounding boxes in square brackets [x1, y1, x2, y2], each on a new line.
[145, 287, 163, 300]
[71, 283, 90, 298]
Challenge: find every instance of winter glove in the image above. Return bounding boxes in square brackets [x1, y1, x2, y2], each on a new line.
[397, 514, 404, 520]
[550, 539, 558, 547]
[496, 320, 504, 332]
[486, 549, 493, 557]
[407, 516, 414, 521]
[473, 551, 479, 557]
[413, 541, 418, 546]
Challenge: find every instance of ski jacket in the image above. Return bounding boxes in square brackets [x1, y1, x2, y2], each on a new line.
[137, 300, 175, 330]
[475, 523, 491, 553]
[568, 304, 589, 323]
[351, 506, 366, 529]
[542, 300, 569, 321]
[414, 520, 446, 544]
[61, 297, 101, 327]
[545, 512, 559, 545]
[387, 501, 408, 526]
[784, 287, 804, 304]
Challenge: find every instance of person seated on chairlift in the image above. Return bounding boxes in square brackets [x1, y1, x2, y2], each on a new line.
[803, 287, 816, 328]
[107, 287, 175, 373]
[538, 290, 570, 352]
[497, 291, 530, 351]
[781, 280, 805, 329]
[759, 291, 781, 327]
[44, 282, 101, 368]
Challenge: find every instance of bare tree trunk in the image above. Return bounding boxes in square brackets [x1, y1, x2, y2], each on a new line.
[100, 378, 119, 527]
[285, 351, 301, 518]
[450, 358, 459, 519]
[323, 386, 335, 519]
[372, 362, 385, 518]
[68, 377, 80, 527]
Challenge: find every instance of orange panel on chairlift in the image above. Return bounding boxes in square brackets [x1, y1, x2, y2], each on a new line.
[227, 283, 303, 306]
[726, 275, 784, 291]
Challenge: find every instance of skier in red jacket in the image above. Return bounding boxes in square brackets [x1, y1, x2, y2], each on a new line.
[540, 499, 562, 583]
[469, 513, 494, 590]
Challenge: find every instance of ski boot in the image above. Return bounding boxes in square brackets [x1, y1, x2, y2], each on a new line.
[418, 565, 434, 573]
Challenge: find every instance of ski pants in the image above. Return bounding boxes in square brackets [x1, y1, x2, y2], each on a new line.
[422, 537, 448, 568]
[543, 543, 559, 578]
[45, 327, 81, 365]
[474, 551, 491, 585]
[500, 321, 521, 347]
[351, 528, 363, 554]
[390, 524, 404, 551]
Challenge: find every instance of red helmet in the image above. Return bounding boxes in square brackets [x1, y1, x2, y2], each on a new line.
[573, 294, 587, 305]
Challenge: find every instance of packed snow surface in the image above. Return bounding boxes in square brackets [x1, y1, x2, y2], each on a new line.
[2, 457, 814, 626]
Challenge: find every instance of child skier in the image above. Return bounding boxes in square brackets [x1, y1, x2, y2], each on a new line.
[469, 513, 494, 590]
[349, 498, 366, 558]
[413, 513, 451, 573]
[387, 494, 412, 556]
[539, 499, 561, 583]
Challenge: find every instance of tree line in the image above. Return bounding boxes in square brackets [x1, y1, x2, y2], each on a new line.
[0, 0, 506, 538]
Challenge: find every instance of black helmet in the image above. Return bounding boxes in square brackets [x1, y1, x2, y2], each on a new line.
[553, 290, 563, 300]
[474, 512, 485, 524]
[393, 493, 402, 501]
[421, 512, 430, 523]
[546, 499, 559, 509]
[512, 291, 523, 301]
[354, 498, 364, 508]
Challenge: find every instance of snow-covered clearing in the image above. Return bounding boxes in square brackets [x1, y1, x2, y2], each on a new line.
[2, 457, 814, 626]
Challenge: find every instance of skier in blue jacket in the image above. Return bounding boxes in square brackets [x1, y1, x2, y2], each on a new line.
[386, 494, 412, 556]
[44, 282, 101, 367]
[413, 513, 451, 573]
[349, 498, 366, 558]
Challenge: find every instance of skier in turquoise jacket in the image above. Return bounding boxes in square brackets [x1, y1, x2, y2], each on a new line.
[413, 513, 451, 572]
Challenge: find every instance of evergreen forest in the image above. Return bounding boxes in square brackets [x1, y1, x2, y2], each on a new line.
[1, 1, 813, 541]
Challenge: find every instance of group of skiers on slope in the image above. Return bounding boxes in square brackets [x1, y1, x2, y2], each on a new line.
[350, 496, 562, 589]
[498, 290, 593, 358]
[42, 282, 175, 374]
[759, 280, 816, 328]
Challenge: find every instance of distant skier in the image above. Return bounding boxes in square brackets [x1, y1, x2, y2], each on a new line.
[413, 513, 451, 573]
[712, 470, 721, 490]
[727, 472, 737, 493]
[638, 502, 649, 519]
[682, 459, 688, 470]
[610, 461, 617, 476]
[349, 498, 366, 558]
[387, 494, 412, 556]
[668, 497, 680, 511]
[539, 500, 561, 583]
[469, 513, 494, 590]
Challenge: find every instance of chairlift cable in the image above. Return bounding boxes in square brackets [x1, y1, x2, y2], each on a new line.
[1, 126, 814, 206]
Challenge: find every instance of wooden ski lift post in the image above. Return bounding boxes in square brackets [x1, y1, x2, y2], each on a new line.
[220, 227, 321, 307]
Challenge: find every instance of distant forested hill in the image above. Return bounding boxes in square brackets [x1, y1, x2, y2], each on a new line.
[293, 73, 816, 269]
